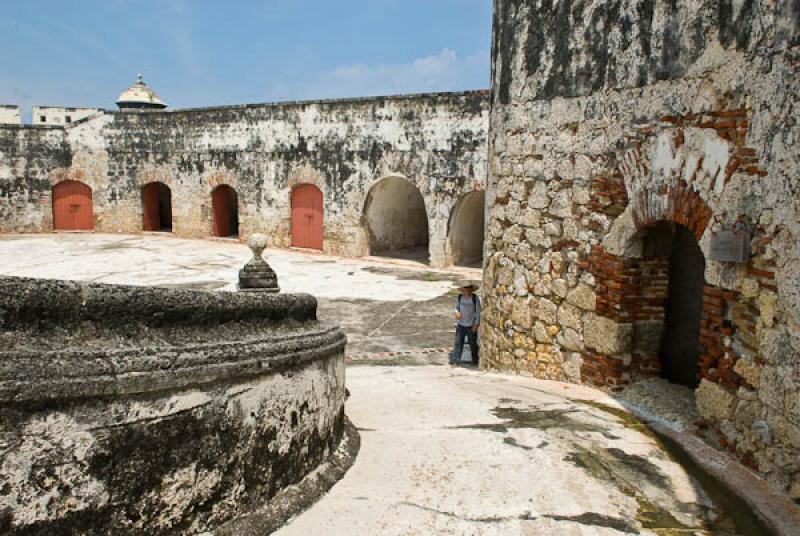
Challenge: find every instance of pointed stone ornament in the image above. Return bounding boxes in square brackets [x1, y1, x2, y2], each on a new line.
[238, 233, 280, 292]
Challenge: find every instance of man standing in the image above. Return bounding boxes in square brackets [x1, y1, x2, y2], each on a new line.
[450, 280, 481, 366]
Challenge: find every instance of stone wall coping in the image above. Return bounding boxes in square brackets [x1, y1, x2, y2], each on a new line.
[0, 276, 347, 403]
[1, 276, 317, 328]
[0, 124, 64, 131]
[0, 325, 346, 404]
[105, 89, 490, 118]
[0, 89, 490, 131]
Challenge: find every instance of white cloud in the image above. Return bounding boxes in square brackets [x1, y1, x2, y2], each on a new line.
[266, 48, 489, 102]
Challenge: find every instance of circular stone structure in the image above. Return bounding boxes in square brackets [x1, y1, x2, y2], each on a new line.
[0, 276, 347, 535]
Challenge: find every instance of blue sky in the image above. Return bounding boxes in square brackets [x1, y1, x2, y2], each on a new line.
[1, 0, 492, 118]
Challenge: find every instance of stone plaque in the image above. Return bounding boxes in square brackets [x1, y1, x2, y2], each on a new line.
[709, 225, 750, 263]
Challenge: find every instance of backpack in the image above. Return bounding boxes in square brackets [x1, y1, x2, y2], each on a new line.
[456, 294, 478, 310]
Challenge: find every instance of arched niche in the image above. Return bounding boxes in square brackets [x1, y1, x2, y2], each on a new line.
[363, 176, 429, 263]
[627, 221, 706, 388]
[211, 185, 239, 238]
[142, 181, 172, 232]
[448, 190, 485, 267]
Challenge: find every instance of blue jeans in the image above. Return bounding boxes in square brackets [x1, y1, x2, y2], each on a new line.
[451, 324, 479, 364]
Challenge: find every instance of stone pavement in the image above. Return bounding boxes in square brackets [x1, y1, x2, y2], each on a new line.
[0, 234, 776, 534]
[277, 366, 765, 535]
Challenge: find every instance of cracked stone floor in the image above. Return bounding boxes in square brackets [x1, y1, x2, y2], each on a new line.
[0, 234, 768, 535]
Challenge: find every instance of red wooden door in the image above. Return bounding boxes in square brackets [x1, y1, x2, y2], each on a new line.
[291, 184, 323, 250]
[142, 183, 160, 231]
[212, 185, 237, 237]
[52, 181, 93, 230]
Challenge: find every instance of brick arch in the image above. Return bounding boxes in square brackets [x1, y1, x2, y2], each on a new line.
[50, 167, 88, 187]
[206, 171, 239, 192]
[136, 168, 175, 188]
[584, 180, 718, 392]
[604, 178, 714, 258]
[288, 165, 326, 195]
[629, 180, 713, 241]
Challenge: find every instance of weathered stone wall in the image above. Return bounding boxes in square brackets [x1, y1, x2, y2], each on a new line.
[32, 106, 103, 126]
[0, 125, 71, 231]
[0, 106, 21, 126]
[483, 0, 800, 498]
[0, 91, 488, 267]
[0, 276, 347, 534]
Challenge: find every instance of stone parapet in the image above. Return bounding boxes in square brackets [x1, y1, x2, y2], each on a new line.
[0, 90, 489, 267]
[0, 276, 348, 534]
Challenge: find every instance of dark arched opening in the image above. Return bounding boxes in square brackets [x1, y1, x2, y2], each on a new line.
[142, 182, 172, 232]
[636, 221, 705, 388]
[449, 191, 485, 267]
[212, 185, 239, 238]
[363, 177, 429, 263]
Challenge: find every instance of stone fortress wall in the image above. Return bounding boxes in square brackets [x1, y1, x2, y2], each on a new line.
[482, 0, 800, 499]
[0, 105, 21, 125]
[0, 276, 347, 534]
[32, 106, 104, 126]
[0, 91, 489, 267]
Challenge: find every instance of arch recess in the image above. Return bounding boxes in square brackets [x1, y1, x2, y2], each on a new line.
[632, 221, 706, 388]
[142, 182, 172, 232]
[448, 190, 485, 267]
[211, 185, 239, 238]
[363, 176, 429, 263]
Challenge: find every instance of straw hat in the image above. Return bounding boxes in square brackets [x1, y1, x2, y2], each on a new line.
[455, 279, 480, 290]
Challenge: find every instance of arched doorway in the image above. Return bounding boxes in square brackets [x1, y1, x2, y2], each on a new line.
[632, 221, 706, 388]
[211, 185, 239, 238]
[448, 191, 485, 267]
[52, 180, 93, 230]
[142, 182, 172, 232]
[363, 177, 429, 263]
[291, 184, 323, 250]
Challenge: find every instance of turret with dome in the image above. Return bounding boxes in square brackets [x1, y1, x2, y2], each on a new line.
[116, 74, 167, 111]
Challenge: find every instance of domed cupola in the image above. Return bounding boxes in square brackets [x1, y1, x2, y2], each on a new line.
[116, 74, 167, 111]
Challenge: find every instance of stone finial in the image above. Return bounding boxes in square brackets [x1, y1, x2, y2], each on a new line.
[238, 233, 279, 292]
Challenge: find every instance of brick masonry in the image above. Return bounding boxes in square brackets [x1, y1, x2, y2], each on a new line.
[483, 0, 800, 500]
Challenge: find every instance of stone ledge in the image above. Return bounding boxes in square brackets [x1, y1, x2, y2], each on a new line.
[1, 275, 348, 403]
[625, 405, 800, 536]
[0, 326, 346, 403]
[0, 275, 317, 329]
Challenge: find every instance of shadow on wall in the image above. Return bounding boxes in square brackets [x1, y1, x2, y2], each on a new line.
[363, 176, 429, 263]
